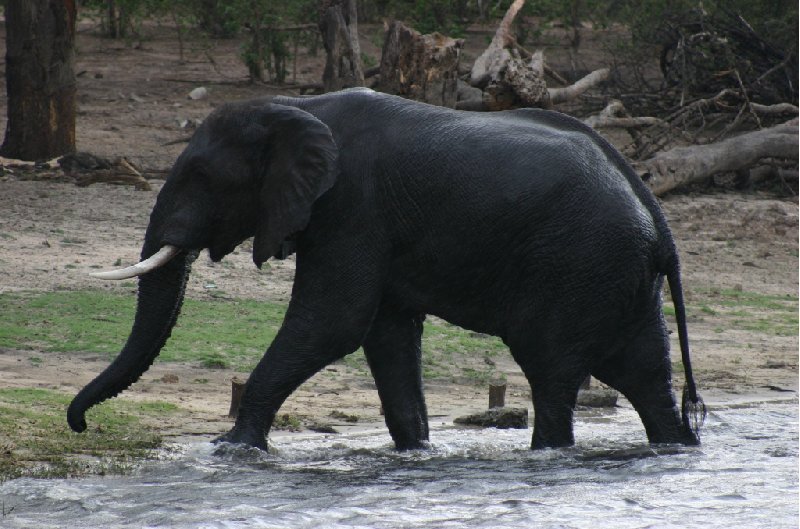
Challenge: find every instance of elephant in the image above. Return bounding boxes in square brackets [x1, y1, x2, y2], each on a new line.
[68, 88, 705, 451]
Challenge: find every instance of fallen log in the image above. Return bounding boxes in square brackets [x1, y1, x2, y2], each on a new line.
[634, 119, 798, 195]
[59, 152, 152, 190]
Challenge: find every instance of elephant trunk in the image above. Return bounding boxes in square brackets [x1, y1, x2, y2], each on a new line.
[67, 247, 198, 433]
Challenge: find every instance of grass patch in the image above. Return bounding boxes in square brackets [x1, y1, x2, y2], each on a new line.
[421, 322, 506, 381]
[4, 286, 792, 393]
[0, 388, 176, 481]
[0, 291, 285, 371]
[0, 290, 507, 384]
[273, 413, 303, 431]
[665, 288, 798, 337]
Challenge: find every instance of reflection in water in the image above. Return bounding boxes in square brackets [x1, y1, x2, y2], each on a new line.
[1, 400, 797, 528]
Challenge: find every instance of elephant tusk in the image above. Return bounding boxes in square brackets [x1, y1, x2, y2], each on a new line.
[90, 245, 181, 280]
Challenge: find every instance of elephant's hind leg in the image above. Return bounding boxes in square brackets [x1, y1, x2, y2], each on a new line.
[591, 318, 699, 446]
[363, 304, 429, 450]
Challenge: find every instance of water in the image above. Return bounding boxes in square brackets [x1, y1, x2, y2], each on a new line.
[2, 399, 797, 528]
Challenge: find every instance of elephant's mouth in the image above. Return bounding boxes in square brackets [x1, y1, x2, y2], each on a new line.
[208, 240, 240, 263]
[90, 245, 183, 280]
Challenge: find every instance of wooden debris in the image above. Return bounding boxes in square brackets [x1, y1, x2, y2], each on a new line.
[547, 67, 610, 106]
[469, 0, 524, 89]
[378, 20, 462, 108]
[584, 100, 663, 129]
[454, 407, 528, 429]
[468, 0, 608, 110]
[58, 152, 152, 190]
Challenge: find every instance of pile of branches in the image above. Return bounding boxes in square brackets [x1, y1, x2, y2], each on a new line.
[588, 7, 799, 194]
[658, 8, 797, 108]
[613, 7, 797, 120]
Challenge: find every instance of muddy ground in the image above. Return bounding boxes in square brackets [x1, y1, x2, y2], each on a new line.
[0, 20, 797, 444]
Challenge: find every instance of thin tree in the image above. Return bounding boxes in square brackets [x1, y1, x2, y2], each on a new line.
[1, 0, 77, 161]
[319, 0, 364, 92]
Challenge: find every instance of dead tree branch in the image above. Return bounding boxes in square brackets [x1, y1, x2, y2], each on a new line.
[466, 0, 609, 110]
[469, 0, 524, 89]
[548, 68, 610, 106]
[584, 100, 663, 129]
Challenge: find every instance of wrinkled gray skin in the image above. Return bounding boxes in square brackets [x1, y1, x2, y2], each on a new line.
[69, 88, 704, 451]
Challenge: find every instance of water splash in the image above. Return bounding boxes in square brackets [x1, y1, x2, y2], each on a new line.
[1, 400, 796, 529]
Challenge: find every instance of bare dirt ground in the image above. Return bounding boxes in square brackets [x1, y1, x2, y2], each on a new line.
[0, 20, 797, 444]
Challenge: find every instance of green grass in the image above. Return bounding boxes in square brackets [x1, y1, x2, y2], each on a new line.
[421, 322, 506, 381]
[0, 291, 285, 371]
[0, 388, 176, 481]
[665, 288, 798, 337]
[2, 286, 793, 385]
[0, 290, 504, 382]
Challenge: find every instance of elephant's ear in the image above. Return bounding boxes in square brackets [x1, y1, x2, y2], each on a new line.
[251, 104, 338, 268]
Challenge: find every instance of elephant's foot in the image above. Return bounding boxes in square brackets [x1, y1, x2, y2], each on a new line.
[393, 438, 430, 451]
[213, 425, 268, 451]
[530, 400, 576, 450]
[384, 411, 430, 451]
[640, 404, 702, 447]
[647, 423, 700, 447]
[531, 432, 575, 450]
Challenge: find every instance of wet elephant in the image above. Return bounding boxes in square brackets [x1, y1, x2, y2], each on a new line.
[68, 88, 705, 451]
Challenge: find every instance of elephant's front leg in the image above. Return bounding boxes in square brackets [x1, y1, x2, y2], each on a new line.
[217, 302, 374, 449]
[363, 304, 428, 450]
[510, 344, 589, 449]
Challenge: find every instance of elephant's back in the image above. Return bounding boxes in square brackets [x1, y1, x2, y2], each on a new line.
[293, 92, 667, 341]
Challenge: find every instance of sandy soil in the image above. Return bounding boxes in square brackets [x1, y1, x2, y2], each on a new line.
[0, 21, 796, 444]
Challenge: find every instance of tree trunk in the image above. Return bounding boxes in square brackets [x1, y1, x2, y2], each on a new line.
[228, 377, 247, 418]
[107, 0, 121, 38]
[488, 381, 506, 408]
[378, 21, 462, 108]
[1, 0, 77, 161]
[319, 0, 364, 92]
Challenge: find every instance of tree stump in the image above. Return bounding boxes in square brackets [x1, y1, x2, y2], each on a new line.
[228, 377, 247, 419]
[319, 0, 364, 92]
[488, 380, 507, 408]
[378, 21, 463, 108]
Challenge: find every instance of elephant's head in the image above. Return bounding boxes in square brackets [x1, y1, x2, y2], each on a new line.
[67, 100, 338, 433]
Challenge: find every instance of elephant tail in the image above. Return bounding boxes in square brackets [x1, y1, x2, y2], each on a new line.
[665, 257, 707, 438]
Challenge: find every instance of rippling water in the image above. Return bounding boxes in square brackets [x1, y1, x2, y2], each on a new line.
[2, 399, 797, 528]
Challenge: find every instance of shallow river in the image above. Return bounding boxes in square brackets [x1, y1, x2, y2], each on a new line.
[1, 398, 797, 528]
